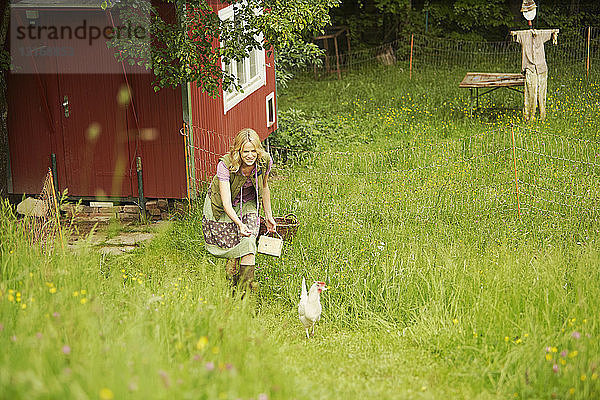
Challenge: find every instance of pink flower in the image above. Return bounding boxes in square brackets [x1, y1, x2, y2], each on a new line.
[205, 362, 215, 371]
[258, 394, 269, 400]
[560, 350, 568, 358]
[62, 345, 71, 355]
[36, 332, 43, 339]
[52, 312, 60, 318]
[571, 331, 581, 339]
[552, 364, 559, 373]
[158, 370, 171, 388]
[193, 354, 202, 361]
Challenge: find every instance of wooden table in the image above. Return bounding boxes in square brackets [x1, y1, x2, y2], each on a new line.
[459, 72, 525, 109]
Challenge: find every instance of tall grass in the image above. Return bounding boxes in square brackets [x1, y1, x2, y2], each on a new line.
[2, 63, 600, 399]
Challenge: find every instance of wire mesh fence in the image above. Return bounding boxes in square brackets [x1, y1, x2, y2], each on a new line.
[189, 123, 600, 231]
[309, 27, 600, 77]
[19, 169, 63, 251]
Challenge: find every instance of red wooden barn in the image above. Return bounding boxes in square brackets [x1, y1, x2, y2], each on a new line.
[6, 0, 277, 201]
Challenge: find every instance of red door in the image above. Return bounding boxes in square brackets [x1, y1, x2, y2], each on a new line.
[56, 73, 135, 197]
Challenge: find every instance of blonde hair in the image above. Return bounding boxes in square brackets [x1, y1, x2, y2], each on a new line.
[228, 128, 269, 172]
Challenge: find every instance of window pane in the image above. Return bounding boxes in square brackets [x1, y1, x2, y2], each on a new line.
[225, 61, 235, 93]
[237, 60, 246, 85]
[249, 50, 258, 79]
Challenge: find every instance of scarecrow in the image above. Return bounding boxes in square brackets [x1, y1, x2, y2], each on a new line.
[510, 0, 559, 122]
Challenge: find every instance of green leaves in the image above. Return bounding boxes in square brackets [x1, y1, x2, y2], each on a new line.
[106, 0, 338, 94]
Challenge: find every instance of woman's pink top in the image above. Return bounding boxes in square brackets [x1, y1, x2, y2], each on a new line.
[216, 159, 273, 206]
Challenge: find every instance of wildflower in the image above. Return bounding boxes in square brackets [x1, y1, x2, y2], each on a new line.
[258, 393, 268, 400]
[196, 336, 208, 351]
[505, 336, 509, 342]
[158, 370, 171, 388]
[205, 362, 215, 371]
[36, 332, 42, 339]
[560, 358, 566, 366]
[81, 290, 87, 295]
[581, 374, 586, 381]
[49, 287, 57, 294]
[552, 364, 559, 373]
[452, 319, 458, 325]
[52, 312, 60, 318]
[571, 331, 581, 339]
[569, 388, 575, 395]
[99, 388, 114, 400]
[551, 347, 558, 353]
[560, 350, 568, 358]
[80, 298, 87, 304]
[592, 373, 598, 380]
[72, 291, 79, 297]
[21, 304, 26, 309]
[546, 353, 553, 361]
[569, 350, 578, 358]
[62, 345, 71, 355]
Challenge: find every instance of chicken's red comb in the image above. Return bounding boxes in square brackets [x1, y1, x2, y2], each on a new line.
[317, 281, 326, 285]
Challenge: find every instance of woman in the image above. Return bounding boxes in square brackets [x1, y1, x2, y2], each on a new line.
[202, 128, 277, 290]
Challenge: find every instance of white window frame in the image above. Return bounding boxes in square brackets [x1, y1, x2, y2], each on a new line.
[218, 4, 266, 114]
[266, 92, 275, 127]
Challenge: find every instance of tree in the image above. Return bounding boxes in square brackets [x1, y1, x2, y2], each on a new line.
[105, 0, 339, 94]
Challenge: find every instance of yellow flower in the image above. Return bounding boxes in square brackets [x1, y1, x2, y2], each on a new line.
[73, 291, 79, 297]
[591, 373, 598, 380]
[504, 336, 509, 342]
[81, 290, 87, 295]
[80, 298, 87, 304]
[452, 319, 458, 325]
[7, 295, 14, 302]
[49, 288, 57, 294]
[551, 347, 558, 353]
[560, 358, 566, 365]
[581, 374, 586, 381]
[569, 388, 575, 395]
[21, 304, 27, 309]
[196, 336, 208, 351]
[545, 353, 553, 361]
[569, 351, 578, 358]
[99, 388, 114, 400]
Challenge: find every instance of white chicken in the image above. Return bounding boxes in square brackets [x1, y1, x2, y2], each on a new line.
[298, 278, 327, 339]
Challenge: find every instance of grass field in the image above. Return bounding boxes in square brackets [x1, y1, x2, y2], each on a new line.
[2, 63, 600, 399]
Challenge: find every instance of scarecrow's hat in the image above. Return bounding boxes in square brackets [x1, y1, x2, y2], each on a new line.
[521, 0, 536, 13]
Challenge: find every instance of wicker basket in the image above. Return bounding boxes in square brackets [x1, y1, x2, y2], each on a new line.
[258, 213, 298, 241]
